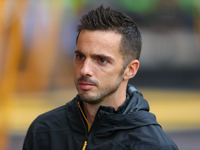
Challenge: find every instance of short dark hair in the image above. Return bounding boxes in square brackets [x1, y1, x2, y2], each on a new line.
[76, 5, 142, 67]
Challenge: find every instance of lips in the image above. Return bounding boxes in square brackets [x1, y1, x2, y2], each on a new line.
[79, 82, 94, 90]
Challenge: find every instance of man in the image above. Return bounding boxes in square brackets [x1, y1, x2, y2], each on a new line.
[23, 5, 178, 150]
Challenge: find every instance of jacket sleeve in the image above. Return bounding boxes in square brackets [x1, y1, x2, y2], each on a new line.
[23, 139, 33, 150]
[22, 122, 34, 150]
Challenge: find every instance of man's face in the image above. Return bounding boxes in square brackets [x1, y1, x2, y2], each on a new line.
[74, 30, 125, 104]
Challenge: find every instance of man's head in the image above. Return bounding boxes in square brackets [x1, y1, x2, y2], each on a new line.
[76, 5, 142, 68]
[74, 5, 141, 105]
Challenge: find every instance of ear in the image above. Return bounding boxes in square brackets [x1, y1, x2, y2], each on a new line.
[123, 60, 139, 80]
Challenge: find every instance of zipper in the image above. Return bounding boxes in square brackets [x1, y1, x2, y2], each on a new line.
[78, 102, 101, 150]
[78, 102, 90, 132]
[82, 141, 87, 150]
[78, 102, 89, 150]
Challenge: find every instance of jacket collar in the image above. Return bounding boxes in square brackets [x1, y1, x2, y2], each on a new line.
[65, 84, 159, 136]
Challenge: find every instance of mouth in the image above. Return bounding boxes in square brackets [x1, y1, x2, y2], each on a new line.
[78, 82, 95, 90]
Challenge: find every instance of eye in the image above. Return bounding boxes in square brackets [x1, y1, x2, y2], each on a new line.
[98, 58, 108, 64]
[76, 54, 85, 60]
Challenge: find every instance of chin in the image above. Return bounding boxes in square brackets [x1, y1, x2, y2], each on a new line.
[79, 93, 98, 103]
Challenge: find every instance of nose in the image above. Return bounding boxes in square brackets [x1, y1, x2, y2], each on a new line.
[80, 59, 93, 77]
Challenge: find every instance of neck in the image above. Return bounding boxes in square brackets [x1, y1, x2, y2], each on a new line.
[83, 102, 99, 126]
[82, 81, 127, 126]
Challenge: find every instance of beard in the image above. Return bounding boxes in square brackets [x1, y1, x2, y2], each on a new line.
[75, 69, 124, 105]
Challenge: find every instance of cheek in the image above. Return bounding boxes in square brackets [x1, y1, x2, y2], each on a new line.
[99, 69, 121, 83]
[73, 66, 80, 77]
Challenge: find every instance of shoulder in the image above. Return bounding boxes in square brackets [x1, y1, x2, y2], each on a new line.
[156, 145, 179, 150]
[123, 124, 178, 150]
[125, 111, 178, 149]
[23, 99, 79, 148]
[30, 105, 67, 132]
[26, 96, 79, 132]
[23, 105, 67, 149]
[134, 123, 178, 149]
[27, 97, 79, 133]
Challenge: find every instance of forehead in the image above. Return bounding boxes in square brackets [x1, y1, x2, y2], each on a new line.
[76, 30, 122, 56]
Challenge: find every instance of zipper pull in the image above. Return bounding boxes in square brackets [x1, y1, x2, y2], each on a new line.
[82, 141, 87, 150]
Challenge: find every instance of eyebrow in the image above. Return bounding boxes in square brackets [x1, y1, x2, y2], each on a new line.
[92, 54, 115, 62]
[75, 50, 84, 55]
[75, 50, 115, 62]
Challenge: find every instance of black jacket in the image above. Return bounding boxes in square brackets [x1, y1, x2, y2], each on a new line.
[23, 85, 178, 150]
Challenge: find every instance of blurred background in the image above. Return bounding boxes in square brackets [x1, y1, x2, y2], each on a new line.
[0, 0, 200, 150]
